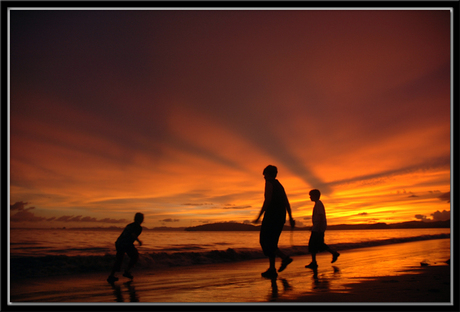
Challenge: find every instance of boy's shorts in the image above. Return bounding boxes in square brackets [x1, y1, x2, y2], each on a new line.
[113, 243, 139, 271]
[308, 231, 328, 254]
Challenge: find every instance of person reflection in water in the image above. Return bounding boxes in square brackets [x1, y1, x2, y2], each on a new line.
[253, 165, 295, 279]
[107, 212, 144, 283]
[109, 281, 139, 302]
[269, 278, 292, 301]
[305, 189, 340, 269]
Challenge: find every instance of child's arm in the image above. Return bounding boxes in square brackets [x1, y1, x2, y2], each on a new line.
[131, 231, 142, 246]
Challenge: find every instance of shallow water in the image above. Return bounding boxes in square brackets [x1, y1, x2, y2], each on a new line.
[10, 227, 451, 257]
[8, 227, 451, 280]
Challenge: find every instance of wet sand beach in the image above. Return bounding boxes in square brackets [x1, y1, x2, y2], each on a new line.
[9, 239, 452, 306]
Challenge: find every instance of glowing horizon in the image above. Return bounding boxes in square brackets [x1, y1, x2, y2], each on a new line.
[9, 9, 451, 229]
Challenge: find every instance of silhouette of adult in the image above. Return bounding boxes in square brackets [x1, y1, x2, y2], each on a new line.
[107, 212, 144, 283]
[254, 165, 295, 278]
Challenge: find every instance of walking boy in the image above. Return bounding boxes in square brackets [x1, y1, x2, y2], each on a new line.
[107, 212, 144, 283]
[305, 189, 339, 269]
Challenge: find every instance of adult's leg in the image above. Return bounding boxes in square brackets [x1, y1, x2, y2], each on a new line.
[260, 223, 280, 278]
[260, 223, 278, 262]
[276, 249, 286, 259]
[269, 256, 276, 270]
[277, 248, 293, 272]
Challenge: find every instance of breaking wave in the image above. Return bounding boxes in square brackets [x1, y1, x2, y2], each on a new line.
[10, 233, 449, 280]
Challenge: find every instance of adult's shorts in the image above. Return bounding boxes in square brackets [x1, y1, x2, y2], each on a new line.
[259, 220, 284, 257]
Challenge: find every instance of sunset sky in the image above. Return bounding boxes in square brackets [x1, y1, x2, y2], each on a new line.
[8, 8, 452, 229]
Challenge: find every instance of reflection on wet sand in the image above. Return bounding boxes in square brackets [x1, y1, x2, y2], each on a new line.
[268, 278, 293, 301]
[109, 281, 139, 302]
[266, 265, 342, 301]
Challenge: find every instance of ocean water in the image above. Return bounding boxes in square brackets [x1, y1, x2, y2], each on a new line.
[9, 227, 450, 280]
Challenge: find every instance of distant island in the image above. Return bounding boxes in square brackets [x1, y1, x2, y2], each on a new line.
[184, 220, 450, 231]
[32, 219, 449, 231]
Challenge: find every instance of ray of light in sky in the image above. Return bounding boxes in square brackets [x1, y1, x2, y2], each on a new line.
[8, 8, 452, 228]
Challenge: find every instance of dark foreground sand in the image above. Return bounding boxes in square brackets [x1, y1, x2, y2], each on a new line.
[276, 265, 451, 303]
[8, 239, 454, 307]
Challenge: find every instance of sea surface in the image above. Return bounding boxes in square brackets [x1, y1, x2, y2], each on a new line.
[9, 227, 451, 280]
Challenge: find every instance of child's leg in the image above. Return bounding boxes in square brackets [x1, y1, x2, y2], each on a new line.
[126, 247, 139, 272]
[305, 252, 318, 268]
[108, 250, 125, 282]
[110, 250, 125, 276]
[325, 244, 340, 263]
[325, 245, 334, 254]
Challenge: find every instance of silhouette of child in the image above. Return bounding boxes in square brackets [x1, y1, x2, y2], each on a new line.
[254, 165, 295, 279]
[107, 213, 144, 283]
[305, 189, 339, 269]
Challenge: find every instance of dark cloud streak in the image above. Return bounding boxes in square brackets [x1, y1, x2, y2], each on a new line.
[438, 192, 450, 203]
[222, 205, 252, 210]
[10, 201, 34, 211]
[415, 209, 450, 222]
[160, 218, 180, 222]
[10, 202, 128, 224]
[328, 155, 450, 187]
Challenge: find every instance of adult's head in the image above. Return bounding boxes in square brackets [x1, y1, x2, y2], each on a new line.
[263, 165, 278, 178]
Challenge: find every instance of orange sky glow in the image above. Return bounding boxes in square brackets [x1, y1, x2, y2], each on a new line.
[9, 8, 451, 229]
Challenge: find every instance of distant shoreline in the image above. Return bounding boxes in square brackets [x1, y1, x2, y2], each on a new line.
[183, 220, 451, 231]
[11, 220, 450, 231]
